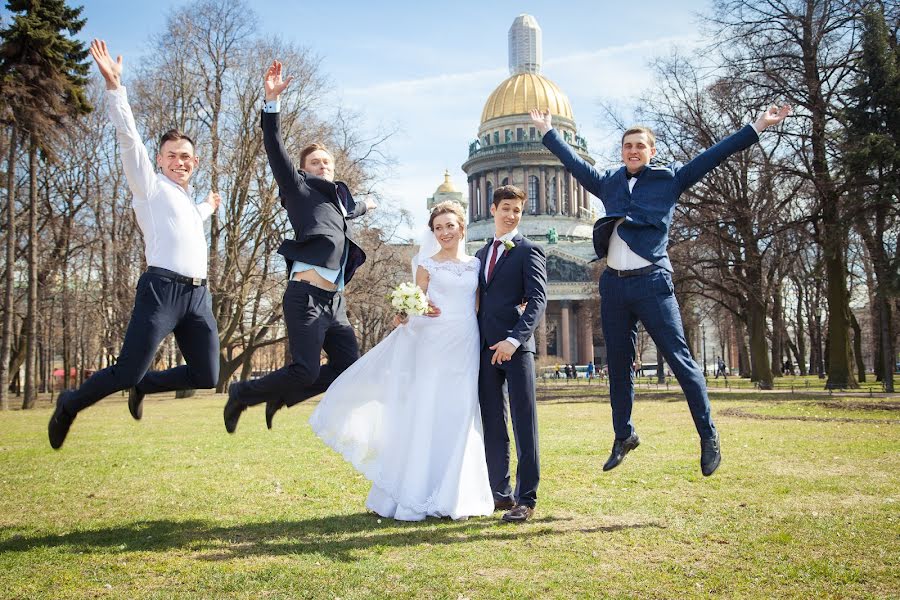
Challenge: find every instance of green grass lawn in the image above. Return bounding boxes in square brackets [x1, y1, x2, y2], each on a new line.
[0, 389, 897, 599]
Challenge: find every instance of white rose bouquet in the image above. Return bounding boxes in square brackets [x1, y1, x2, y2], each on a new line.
[389, 282, 429, 318]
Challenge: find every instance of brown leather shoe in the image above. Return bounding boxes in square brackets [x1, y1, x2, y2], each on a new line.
[494, 498, 515, 512]
[501, 505, 534, 523]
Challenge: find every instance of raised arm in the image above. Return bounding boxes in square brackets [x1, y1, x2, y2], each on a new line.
[90, 39, 157, 203]
[531, 108, 606, 200]
[676, 104, 792, 191]
[261, 60, 304, 193]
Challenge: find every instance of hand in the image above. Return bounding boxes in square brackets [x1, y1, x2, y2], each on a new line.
[424, 302, 441, 318]
[205, 191, 221, 211]
[517, 301, 527, 315]
[529, 108, 552, 136]
[365, 198, 378, 211]
[392, 314, 409, 327]
[754, 104, 791, 132]
[489, 340, 516, 365]
[264, 60, 293, 102]
[89, 39, 122, 90]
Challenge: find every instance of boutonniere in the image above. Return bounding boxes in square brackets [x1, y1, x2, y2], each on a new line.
[503, 240, 515, 251]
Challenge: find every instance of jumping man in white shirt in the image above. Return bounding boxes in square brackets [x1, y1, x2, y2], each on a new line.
[48, 40, 222, 449]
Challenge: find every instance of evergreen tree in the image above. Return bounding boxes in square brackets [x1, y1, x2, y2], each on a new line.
[845, 3, 900, 391]
[0, 0, 91, 408]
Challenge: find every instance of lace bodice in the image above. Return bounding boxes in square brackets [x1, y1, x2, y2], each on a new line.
[418, 256, 479, 319]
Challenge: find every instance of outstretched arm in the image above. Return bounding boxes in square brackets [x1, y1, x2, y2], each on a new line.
[676, 104, 792, 191]
[532, 108, 607, 201]
[90, 39, 156, 203]
[261, 60, 304, 194]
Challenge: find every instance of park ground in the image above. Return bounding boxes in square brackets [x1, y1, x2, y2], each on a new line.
[0, 379, 897, 599]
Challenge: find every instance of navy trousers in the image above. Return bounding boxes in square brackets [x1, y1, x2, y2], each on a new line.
[62, 270, 220, 414]
[234, 280, 359, 407]
[599, 268, 716, 441]
[478, 346, 540, 508]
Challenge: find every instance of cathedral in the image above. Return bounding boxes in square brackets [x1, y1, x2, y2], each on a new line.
[431, 14, 603, 365]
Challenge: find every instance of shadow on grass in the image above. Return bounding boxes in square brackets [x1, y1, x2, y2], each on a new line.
[0, 513, 665, 562]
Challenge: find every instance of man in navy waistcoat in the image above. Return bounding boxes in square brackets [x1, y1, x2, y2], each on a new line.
[531, 104, 790, 476]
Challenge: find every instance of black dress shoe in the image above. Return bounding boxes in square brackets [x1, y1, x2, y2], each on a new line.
[494, 497, 515, 512]
[265, 397, 285, 430]
[128, 387, 145, 420]
[700, 433, 721, 476]
[602, 433, 640, 471]
[223, 383, 245, 434]
[48, 393, 75, 450]
[501, 505, 534, 523]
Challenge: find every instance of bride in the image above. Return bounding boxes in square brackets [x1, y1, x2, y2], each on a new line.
[309, 201, 493, 521]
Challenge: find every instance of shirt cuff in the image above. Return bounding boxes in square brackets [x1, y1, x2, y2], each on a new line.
[196, 200, 215, 220]
[505, 337, 521, 350]
[749, 121, 763, 136]
[263, 99, 281, 113]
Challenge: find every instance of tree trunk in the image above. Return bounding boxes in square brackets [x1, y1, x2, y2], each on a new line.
[877, 292, 895, 393]
[792, 277, 808, 376]
[0, 124, 17, 410]
[737, 317, 751, 378]
[747, 298, 774, 389]
[22, 136, 38, 409]
[849, 310, 865, 383]
[771, 280, 784, 376]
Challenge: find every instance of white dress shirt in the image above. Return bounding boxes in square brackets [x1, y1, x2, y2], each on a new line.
[106, 87, 214, 279]
[606, 176, 655, 270]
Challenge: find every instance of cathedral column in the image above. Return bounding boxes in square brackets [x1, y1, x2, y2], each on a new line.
[479, 175, 487, 218]
[536, 313, 548, 357]
[577, 302, 595, 363]
[468, 178, 475, 220]
[539, 167, 547, 214]
[567, 172, 576, 216]
[560, 301, 572, 362]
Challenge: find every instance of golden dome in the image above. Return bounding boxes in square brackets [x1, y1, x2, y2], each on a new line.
[436, 170, 457, 193]
[481, 72, 573, 124]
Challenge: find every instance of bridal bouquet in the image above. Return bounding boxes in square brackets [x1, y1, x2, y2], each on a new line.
[389, 282, 429, 317]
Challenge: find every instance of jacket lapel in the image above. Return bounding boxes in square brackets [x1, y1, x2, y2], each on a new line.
[476, 240, 492, 284]
[486, 235, 521, 287]
[306, 175, 346, 215]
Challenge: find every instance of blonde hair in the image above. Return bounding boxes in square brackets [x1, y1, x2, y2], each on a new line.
[428, 201, 466, 234]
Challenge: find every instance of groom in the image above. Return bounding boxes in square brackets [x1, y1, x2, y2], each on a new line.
[477, 185, 547, 523]
[531, 104, 790, 476]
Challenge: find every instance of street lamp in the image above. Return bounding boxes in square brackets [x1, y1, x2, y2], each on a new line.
[700, 324, 708, 377]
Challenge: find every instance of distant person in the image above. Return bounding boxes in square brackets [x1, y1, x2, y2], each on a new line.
[715, 357, 728, 380]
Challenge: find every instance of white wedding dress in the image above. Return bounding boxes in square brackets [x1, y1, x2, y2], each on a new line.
[309, 254, 494, 521]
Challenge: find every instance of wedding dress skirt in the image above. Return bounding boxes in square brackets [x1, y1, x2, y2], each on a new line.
[309, 256, 493, 521]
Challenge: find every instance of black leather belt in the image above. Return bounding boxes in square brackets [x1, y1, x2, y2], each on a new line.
[146, 266, 207, 286]
[606, 265, 663, 277]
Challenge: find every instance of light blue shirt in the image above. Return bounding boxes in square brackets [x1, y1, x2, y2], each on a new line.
[265, 99, 349, 290]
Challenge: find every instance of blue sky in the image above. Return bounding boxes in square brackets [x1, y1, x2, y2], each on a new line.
[72, 0, 712, 229]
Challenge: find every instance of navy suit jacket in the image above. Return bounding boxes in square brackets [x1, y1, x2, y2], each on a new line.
[542, 125, 760, 265]
[261, 111, 367, 284]
[476, 234, 548, 353]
